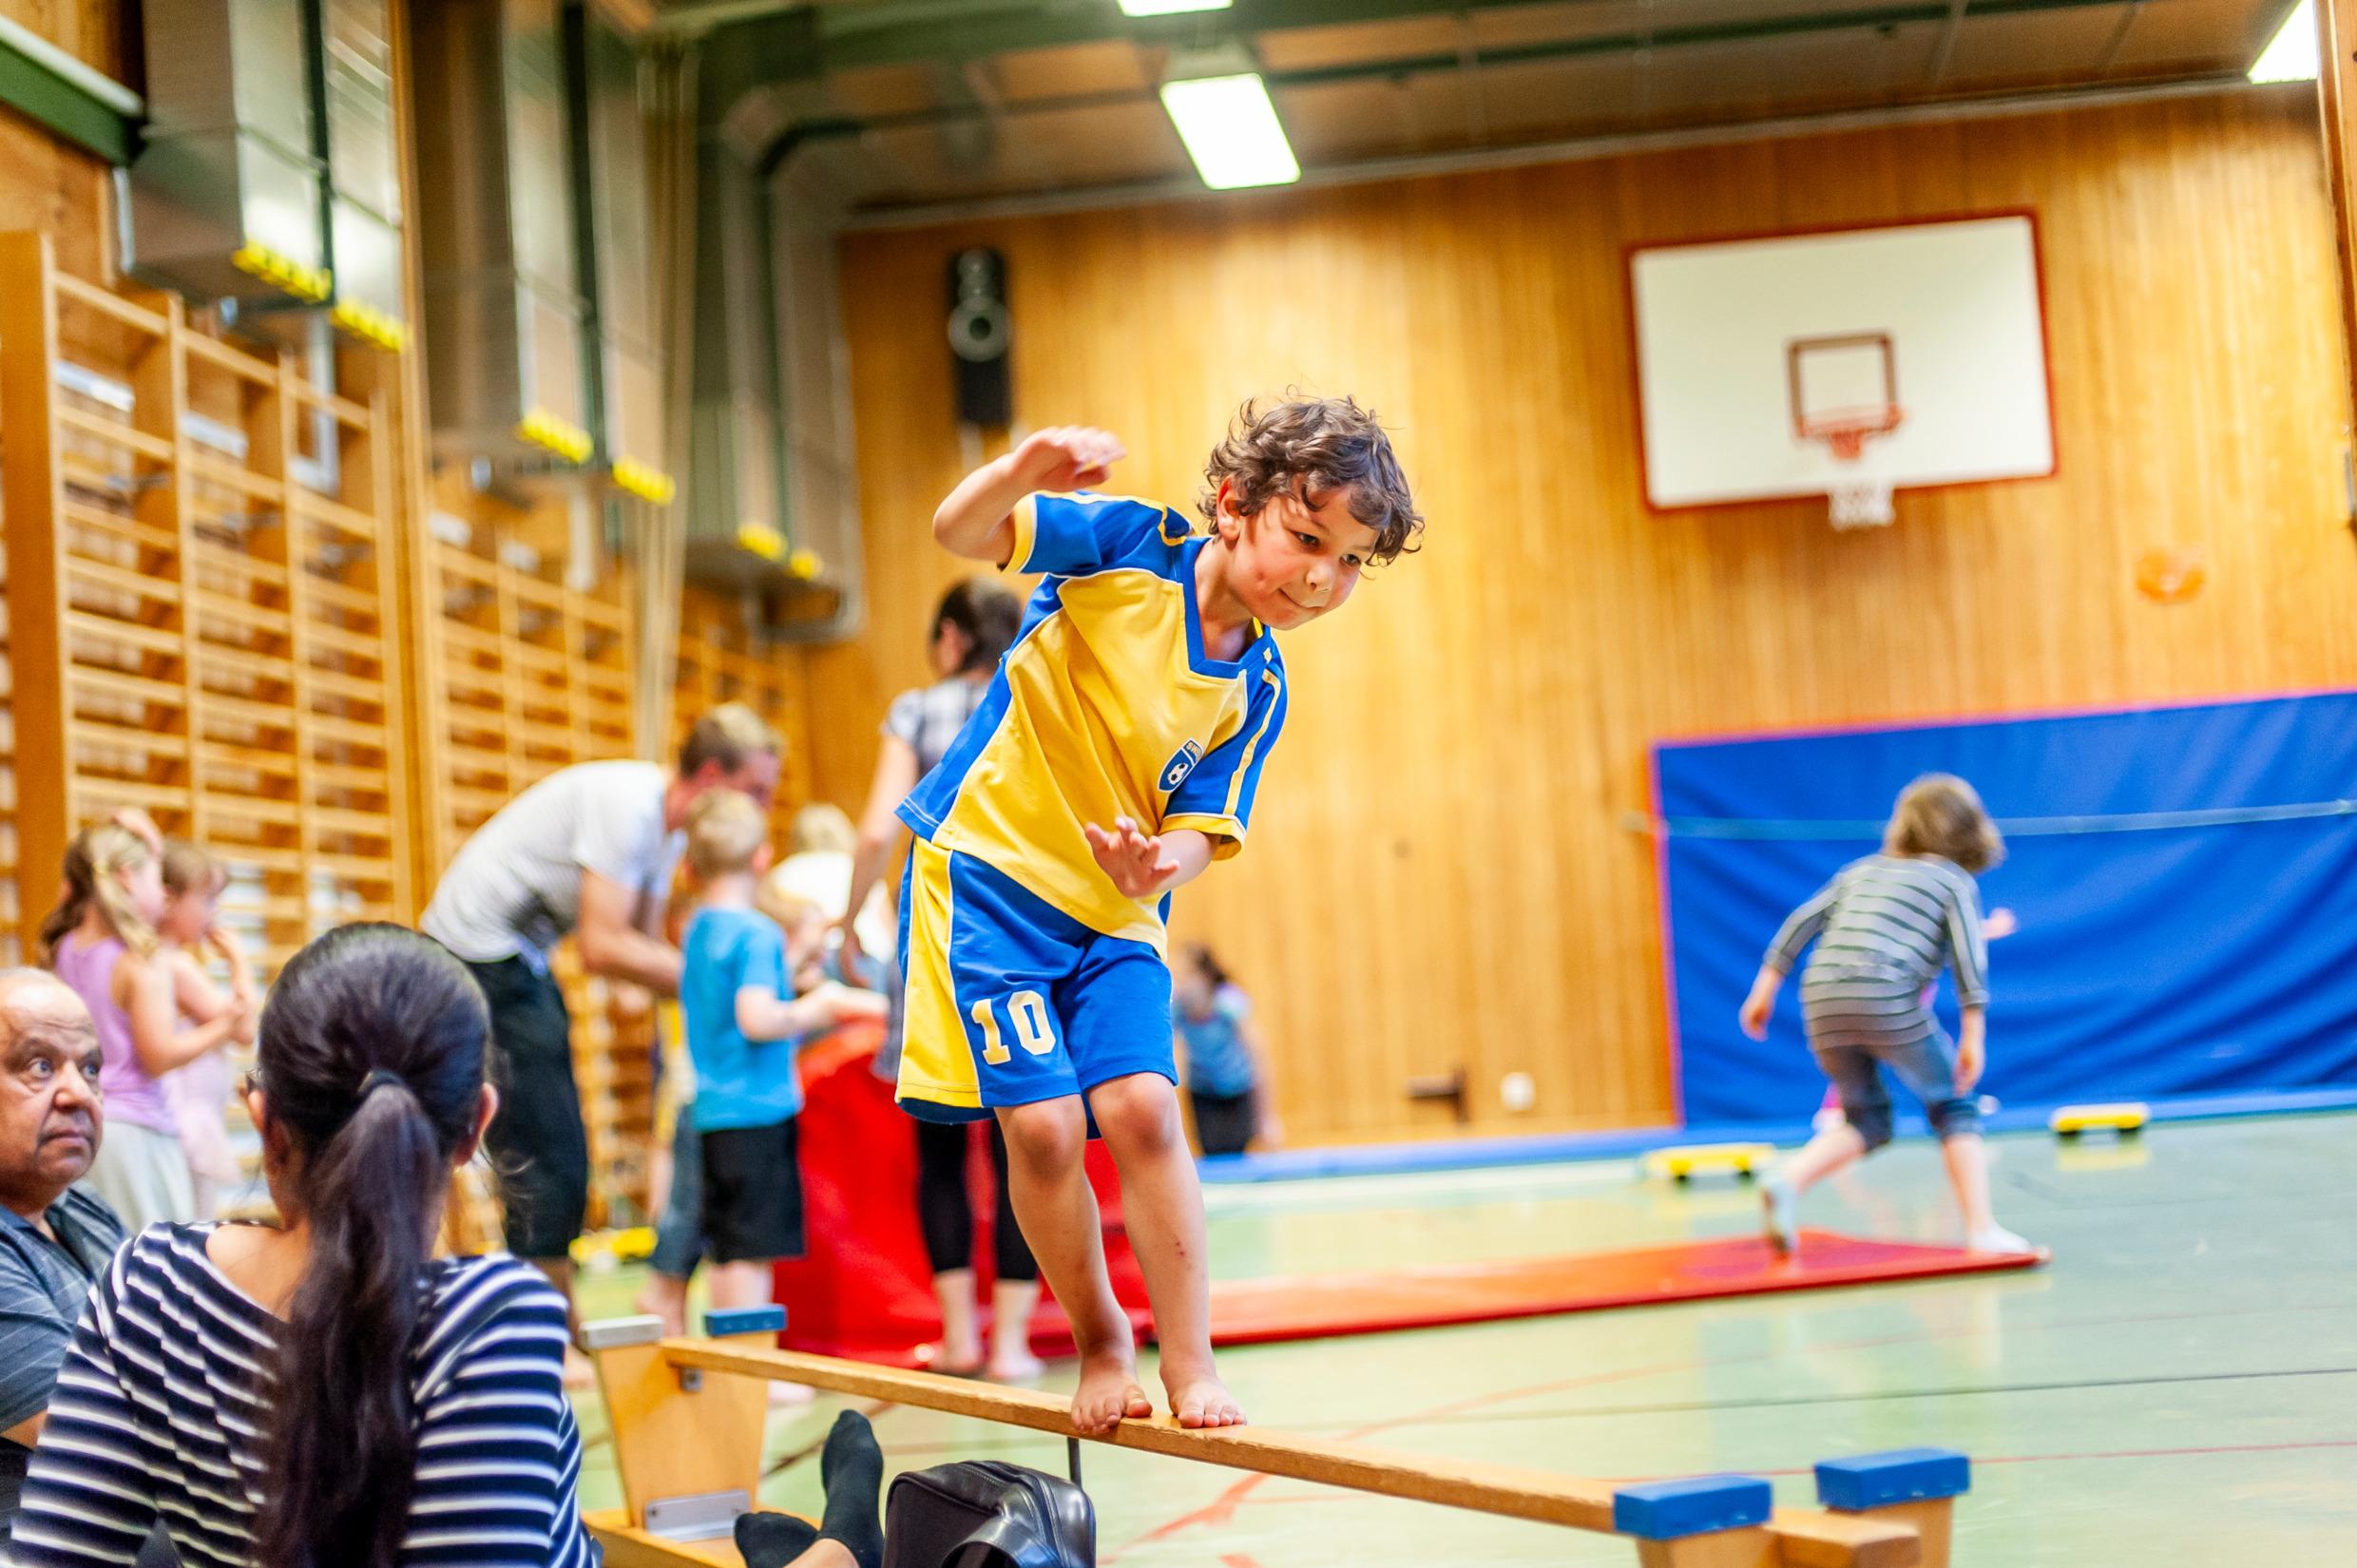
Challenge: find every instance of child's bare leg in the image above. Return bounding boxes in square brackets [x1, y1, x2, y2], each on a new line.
[1780, 1121, 1868, 1197]
[707, 1259, 773, 1310]
[1760, 1121, 1867, 1253]
[635, 1268, 689, 1338]
[996, 1099, 1146, 1434]
[930, 1267, 982, 1371]
[988, 1277, 1044, 1380]
[1088, 1072, 1240, 1428]
[1940, 1132, 1995, 1234]
[707, 1259, 814, 1405]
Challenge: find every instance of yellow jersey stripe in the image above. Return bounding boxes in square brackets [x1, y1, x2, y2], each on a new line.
[1223, 669, 1284, 819]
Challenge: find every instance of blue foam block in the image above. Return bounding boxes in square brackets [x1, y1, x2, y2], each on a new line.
[1612, 1475, 1774, 1539]
[1815, 1448, 1971, 1510]
[701, 1305, 786, 1338]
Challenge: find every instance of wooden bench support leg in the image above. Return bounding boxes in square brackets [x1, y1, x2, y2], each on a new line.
[584, 1310, 780, 1538]
[1635, 1525, 1780, 1567]
[1617, 1476, 1779, 1568]
[1815, 1449, 1968, 1568]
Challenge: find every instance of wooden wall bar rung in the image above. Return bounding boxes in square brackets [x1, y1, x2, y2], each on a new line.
[70, 719, 187, 757]
[292, 384, 372, 429]
[184, 454, 284, 503]
[52, 272, 167, 335]
[65, 556, 180, 602]
[56, 406, 173, 461]
[292, 490, 378, 540]
[204, 745, 298, 777]
[299, 576, 378, 616]
[61, 504, 178, 554]
[176, 326, 274, 382]
[193, 593, 293, 633]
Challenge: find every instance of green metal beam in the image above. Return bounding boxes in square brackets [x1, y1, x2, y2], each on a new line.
[705, 0, 1603, 98]
[728, 0, 2142, 166]
[0, 31, 140, 165]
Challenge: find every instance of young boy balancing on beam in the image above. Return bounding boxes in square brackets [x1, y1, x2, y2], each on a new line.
[894, 401, 1421, 1432]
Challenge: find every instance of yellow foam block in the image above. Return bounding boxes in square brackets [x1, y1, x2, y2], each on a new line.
[570, 1225, 660, 1268]
[1643, 1141, 1775, 1180]
[2048, 1102, 2149, 1136]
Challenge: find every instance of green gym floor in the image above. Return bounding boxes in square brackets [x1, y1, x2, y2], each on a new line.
[571, 1112, 2357, 1565]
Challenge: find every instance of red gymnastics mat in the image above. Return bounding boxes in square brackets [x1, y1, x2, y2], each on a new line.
[1204, 1232, 2045, 1346]
[771, 1042, 2041, 1360]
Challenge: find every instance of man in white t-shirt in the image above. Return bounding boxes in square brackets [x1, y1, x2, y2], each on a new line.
[422, 703, 781, 1337]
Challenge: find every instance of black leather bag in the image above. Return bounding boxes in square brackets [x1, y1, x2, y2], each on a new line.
[882, 1461, 1095, 1568]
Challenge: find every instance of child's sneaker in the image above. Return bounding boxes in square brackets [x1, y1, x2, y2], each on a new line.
[1967, 1224, 2036, 1255]
[1759, 1177, 1798, 1254]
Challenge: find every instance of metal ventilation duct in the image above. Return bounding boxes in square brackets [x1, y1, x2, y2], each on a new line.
[679, 141, 864, 641]
[411, 0, 595, 474]
[322, 0, 408, 349]
[683, 137, 786, 590]
[126, 0, 330, 309]
[766, 156, 862, 642]
[569, 1, 669, 505]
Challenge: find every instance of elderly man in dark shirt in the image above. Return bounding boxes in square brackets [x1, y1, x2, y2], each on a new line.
[0, 967, 123, 1541]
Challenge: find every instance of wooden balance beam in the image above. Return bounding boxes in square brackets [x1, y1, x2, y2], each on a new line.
[584, 1310, 1959, 1567]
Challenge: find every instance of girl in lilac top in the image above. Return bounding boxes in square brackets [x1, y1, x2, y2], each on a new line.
[41, 824, 243, 1230]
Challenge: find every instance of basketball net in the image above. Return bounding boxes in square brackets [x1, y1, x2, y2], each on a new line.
[1829, 477, 1894, 529]
[1801, 406, 1903, 529]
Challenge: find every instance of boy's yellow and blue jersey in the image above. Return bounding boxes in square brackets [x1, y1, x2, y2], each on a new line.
[897, 492, 1289, 947]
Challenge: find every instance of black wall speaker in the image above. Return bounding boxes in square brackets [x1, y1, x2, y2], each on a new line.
[947, 247, 1012, 427]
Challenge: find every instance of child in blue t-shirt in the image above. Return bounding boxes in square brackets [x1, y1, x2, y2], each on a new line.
[1172, 945, 1275, 1157]
[680, 791, 888, 1313]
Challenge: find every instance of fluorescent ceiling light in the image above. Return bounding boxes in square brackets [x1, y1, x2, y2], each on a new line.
[1119, 0, 1231, 14]
[1159, 72, 1300, 190]
[2251, 0, 2319, 83]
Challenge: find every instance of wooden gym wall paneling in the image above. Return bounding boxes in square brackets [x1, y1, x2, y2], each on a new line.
[0, 233, 412, 979]
[0, 0, 125, 79]
[816, 86, 2357, 1148]
[674, 588, 819, 839]
[0, 0, 122, 284]
[412, 473, 650, 1227]
[0, 0, 138, 964]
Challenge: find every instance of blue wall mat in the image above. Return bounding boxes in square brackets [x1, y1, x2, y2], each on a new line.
[1655, 694, 2357, 1125]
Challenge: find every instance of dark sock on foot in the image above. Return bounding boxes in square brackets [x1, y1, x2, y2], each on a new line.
[818, 1409, 888, 1568]
[736, 1510, 820, 1568]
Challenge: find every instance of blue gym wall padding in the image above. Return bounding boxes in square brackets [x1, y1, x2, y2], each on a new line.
[1654, 693, 2357, 1126]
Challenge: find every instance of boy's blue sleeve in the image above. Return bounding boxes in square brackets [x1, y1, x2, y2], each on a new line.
[1161, 663, 1288, 859]
[1008, 493, 1181, 577]
[737, 920, 791, 1036]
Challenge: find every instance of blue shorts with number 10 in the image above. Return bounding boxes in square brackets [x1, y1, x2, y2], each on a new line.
[894, 838, 1174, 1124]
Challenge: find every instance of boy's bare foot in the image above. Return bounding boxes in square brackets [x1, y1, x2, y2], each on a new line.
[1164, 1369, 1245, 1429]
[1071, 1348, 1152, 1435]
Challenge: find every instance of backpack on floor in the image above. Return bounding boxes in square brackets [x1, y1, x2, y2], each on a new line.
[882, 1460, 1096, 1568]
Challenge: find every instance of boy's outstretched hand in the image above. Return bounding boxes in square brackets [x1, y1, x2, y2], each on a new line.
[1085, 817, 1180, 898]
[1955, 1033, 1985, 1095]
[809, 981, 891, 1026]
[1010, 426, 1125, 494]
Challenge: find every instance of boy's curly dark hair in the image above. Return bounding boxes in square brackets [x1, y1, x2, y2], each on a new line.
[1198, 395, 1423, 564]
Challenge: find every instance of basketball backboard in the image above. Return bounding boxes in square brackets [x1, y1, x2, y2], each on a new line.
[1630, 214, 2055, 518]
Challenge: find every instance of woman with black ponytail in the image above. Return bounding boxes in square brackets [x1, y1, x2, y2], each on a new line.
[9, 924, 598, 1567]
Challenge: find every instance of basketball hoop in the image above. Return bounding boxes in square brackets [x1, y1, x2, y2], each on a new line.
[1800, 404, 1904, 529]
